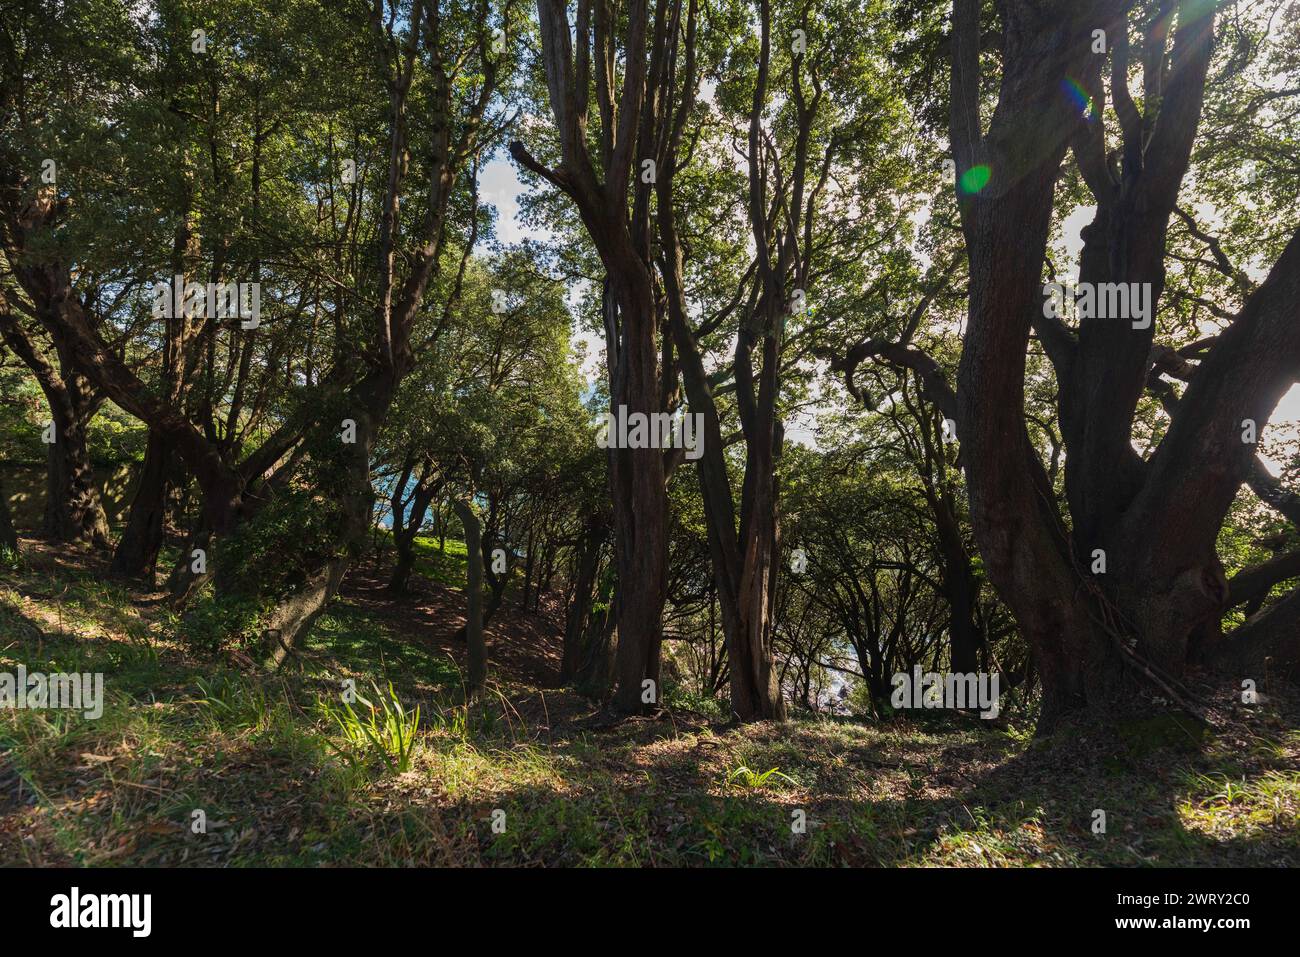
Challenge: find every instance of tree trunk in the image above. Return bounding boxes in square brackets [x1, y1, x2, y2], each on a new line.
[166, 521, 213, 607]
[730, 447, 786, 720]
[513, 0, 677, 717]
[661, 201, 784, 721]
[0, 313, 110, 549]
[41, 399, 110, 550]
[646, 0, 787, 722]
[522, 521, 536, 611]
[945, 563, 982, 674]
[388, 479, 436, 594]
[388, 534, 417, 594]
[574, 583, 618, 700]
[266, 389, 383, 667]
[111, 429, 172, 579]
[384, 453, 416, 591]
[454, 498, 487, 696]
[1213, 587, 1300, 682]
[604, 274, 669, 715]
[967, 0, 1299, 698]
[562, 514, 607, 684]
[933, 487, 982, 674]
[950, 0, 1126, 730]
[0, 476, 17, 554]
[732, 343, 788, 723]
[264, 556, 351, 668]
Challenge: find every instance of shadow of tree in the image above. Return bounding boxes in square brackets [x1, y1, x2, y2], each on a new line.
[443, 694, 1299, 867]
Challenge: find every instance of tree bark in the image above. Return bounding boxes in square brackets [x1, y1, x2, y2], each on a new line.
[1213, 586, 1300, 682]
[110, 429, 172, 579]
[650, 0, 785, 721]
[934, 488, 982, 674]
[40, 392, 110, 549]
[266, 378, 389, 666]
[563, 513, 608, 683]
[0, 306, 109, 549]
[950, 0, 1127, 729]
[388, 461, 439, 594]
[604, 272, 669, 715]
[454, 498, 487, 696]
[0, 476, 17, 554]
[574, 583, 618, 700]
[514, 0, 675, 715]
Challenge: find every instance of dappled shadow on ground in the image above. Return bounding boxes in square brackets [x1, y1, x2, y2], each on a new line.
[341, 558, 564, 689]
[3, 538, 1296, 867]
[429, 678, 1300, 867]
[3, 536, 111, 579]
[0, 536, 170, 641]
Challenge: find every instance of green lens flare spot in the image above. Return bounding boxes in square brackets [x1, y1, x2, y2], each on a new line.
[959, 165, 991, 194]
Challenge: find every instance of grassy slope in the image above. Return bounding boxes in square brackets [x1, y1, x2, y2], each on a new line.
[1, 540, 1297, 867]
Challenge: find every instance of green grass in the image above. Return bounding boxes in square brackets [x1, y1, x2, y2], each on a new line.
[370, 530, 470, 589]
[2, 546, 1298, 867]
[307, 601, 462, 695]
[409, 535, 469, 588]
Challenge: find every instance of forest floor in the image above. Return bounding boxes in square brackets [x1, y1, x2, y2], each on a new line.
[1, 537, 1297, 867]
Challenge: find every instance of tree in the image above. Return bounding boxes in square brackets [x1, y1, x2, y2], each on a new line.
[0, 298, 110, 548]
[511, 0, 682, 714]
[0, 474, 15, 554]
[453, 498, 487, 695]
[947, 0, 1300, 727]
[1, 0, 516, 659]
